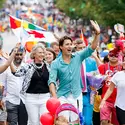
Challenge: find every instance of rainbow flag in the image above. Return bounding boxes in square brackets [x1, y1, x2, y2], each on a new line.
[22, 20, 46, 31]
[9, 16, 21, 29]
[27, 30, 45, 38]
[9, 15, 56, 43]
[9, 15, 46, 31]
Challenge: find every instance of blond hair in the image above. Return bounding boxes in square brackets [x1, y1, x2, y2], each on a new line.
[54, 116, 68, 125]
[30, 43, 46, 59]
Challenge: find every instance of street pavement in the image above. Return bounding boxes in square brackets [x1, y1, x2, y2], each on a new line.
[1, 32, 18, 53]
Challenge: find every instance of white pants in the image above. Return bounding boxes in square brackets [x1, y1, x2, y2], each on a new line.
[58, 93, 83, 122]
[25, 93, 50, 125]
[59, 93, 83, 112]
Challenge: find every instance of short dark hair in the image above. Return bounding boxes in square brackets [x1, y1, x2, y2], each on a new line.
[103, 55, 109, 63]
[50, 42, 59, 48]
[75, 38, 83, 45]
[46, 48, 56, 60]
[38, 41, 47, 48]
[59, 36, 73, 47]
[9, 47, 26, 56]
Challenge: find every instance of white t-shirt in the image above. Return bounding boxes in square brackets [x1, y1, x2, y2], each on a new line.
[111, 71, 125, 110]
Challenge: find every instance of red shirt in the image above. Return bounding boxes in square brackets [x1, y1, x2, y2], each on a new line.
[98, 63, 122, 103]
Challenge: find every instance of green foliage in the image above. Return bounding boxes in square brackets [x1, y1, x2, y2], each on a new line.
[0, 0, 5, 8]
[55, 0, 125, 26]
[56, 0, 85, 19]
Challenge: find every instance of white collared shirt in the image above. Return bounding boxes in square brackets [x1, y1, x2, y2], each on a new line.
[2, 63, 25, 105]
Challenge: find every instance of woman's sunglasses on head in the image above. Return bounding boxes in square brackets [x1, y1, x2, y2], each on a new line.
[15, 53, 23, 56]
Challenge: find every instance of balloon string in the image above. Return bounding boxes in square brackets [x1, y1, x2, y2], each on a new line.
[77, 99, 79, 110]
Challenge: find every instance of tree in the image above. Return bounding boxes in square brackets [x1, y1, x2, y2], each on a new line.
[56, 0, 85, 19]
[0, 0, 5, 9]
[55, 0, 125, 26]
[97, 0, 125, 26]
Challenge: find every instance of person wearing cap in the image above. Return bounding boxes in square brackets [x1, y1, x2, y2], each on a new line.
[2, 47, 28, 125]
[98, 48, 122, 125]
[100, 56, 125, 125]
[0, 41, 20, 125]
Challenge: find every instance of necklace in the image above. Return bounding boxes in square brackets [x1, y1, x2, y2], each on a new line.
[33, 62, 43, 69]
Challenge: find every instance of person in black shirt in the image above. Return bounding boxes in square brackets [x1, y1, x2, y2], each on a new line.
[11, 43, 51, 125]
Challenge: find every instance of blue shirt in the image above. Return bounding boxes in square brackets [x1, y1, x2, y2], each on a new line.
[85, 57, 98, 92]
[48, 46, 94, 98]
[85, 57, 97, 72]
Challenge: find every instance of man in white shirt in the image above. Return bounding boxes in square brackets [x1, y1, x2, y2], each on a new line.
[2, 47, 28, 125]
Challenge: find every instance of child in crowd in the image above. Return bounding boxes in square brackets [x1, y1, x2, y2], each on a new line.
[55, 116, 68, 125]
[54, 103, 80, 125]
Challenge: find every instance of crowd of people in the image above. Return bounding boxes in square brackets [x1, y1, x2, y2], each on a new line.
[0, 18, 125, 125]
[0, 0, 119, 43]
[0, 0, 125, 125]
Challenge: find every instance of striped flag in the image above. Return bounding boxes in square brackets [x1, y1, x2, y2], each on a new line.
[9, 15, 21, 29]
[9, 15, 56, 43]
[22, 20, 46, 31]
[10, 16, 30, 44]
[9, 15, 45, 31]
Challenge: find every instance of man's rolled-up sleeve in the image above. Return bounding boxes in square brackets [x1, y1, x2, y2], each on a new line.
[78, 45, 94, 62]
[48, 61, 58, 86]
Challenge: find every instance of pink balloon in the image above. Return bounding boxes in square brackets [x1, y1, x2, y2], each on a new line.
[40, 112, 54, 125]
[46, 98, 61, 115]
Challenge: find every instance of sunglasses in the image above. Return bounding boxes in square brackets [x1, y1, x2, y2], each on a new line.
[109, 53, 119, 57]
[15, 53, 23, 56]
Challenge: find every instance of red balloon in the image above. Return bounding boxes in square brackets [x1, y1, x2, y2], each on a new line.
[40, 112, 54, 125]
[46, 98, 61, 115]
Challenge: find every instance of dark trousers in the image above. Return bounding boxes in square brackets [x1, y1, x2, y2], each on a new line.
[6, 100, 28, 125]
[116, 106, 125, 125]
[93, 111, 100, 125]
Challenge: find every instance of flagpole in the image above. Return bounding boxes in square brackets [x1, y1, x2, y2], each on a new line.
[21, 19, 23, 42]
[20, 19, 24, 49]
[81, 29, 84, 42]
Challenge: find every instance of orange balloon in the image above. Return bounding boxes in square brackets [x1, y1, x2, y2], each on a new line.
[25, 41, 37, 52]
